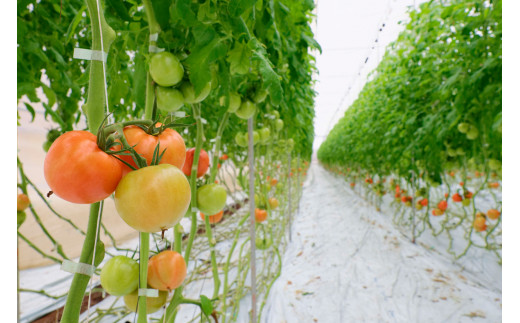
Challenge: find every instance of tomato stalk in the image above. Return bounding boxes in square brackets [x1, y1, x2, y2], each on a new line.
[142, 0, 161, 121]
[61, 0, 115, 320]
[209, 112, 230, 183]
[137, 232, 150, 322]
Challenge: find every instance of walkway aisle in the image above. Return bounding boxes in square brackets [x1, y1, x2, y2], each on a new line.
[262, 161, 501, 322]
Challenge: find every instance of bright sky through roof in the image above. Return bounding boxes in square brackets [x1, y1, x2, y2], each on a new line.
[312, 0, 427, 151]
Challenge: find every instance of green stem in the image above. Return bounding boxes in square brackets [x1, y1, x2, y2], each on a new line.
[17, 232, 63, 264]
[137, 232, 150, 322]
[60, 202, 102, 322]
[204, 215, 221, 299]
[209, 112, 230, 182]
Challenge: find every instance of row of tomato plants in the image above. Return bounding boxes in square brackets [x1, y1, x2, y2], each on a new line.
[323, 164, 501, 263]
[17, 0, 317, 322]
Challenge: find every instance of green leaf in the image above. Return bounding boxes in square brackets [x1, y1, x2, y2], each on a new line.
[133, 53, 146, 110]
[65, 5, 86, 43]
[174, 0, 198, 26]
[200, 295, 213, 316]
[106, 0, 132, 21]
[228, 0, 258, 17]
[151, 0, 171, 29]
[251, 42, 283, 105]
[24, 103, 36, 122]
[227, 41, 251, 75]
[41, 84, 57, 108]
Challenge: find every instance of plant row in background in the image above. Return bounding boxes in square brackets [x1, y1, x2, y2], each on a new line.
[318, 0, 501, 262]
[17, 0, 318, 321]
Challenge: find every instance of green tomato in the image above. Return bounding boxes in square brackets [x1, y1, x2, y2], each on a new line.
[100, 256, 139, 296]
[272, 110, 280, 119]
[156, 86, 184, 112]
[456, 147, 465, 156]
[259, 127, 271, 143]
[181, 82, 211, 104]
[124, 288, 168, 313]
[235, 100, 256, 119]
[462, 199, 471, 207]
[466, 126, 479, 140]
[275, 119, 284, 131]
[235, 132, 248, 147]
[227, 92, 242, 113]
[197, 183, 227, 215]
[17, 211, 26, 229]
[457, 123, 469, 134]
[253, 89, 268, 104]
[252, 131, 260, 144]
[488, 159, 501, 171]
[255, 236, 273, 250]
[149, 52, 184, 87]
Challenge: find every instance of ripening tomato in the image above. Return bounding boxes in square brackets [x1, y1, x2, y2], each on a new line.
[100, 256, 139, 296]
[464, 190, 473, 199]
[432, 208, 444, 216]
[118, 125, 186, 176]
[200, 210, 224, 224]
[197, 183, 227, 215]
[419, 198, 428, 207]
[182, 148, 209, 178]
[44, 131, 122, 204]
[17, 193, 30, 211]
[350, 182, 356, 187]
[270, 178, 278, 187]
[268, 197, 279, 209]
[452, 193, 463, 202]
[219, 154, 229, 161]
[365, 178, 373, 184]
[486, 209, 500, 220]
[401, 196, 412, 203]
[488, 182, 500, 189]
[438, 200, 448, 211]
[473, 215, 487, 232]
[255, 208, 268, 222]
[148, 250, 187, 291]
[124, 287, 168, 313]
[114, 164, 191, 232]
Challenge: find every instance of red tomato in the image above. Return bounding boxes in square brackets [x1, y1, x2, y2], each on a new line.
[437, 200, 448, 211]
[44, 131, 122, 204]
[255, 208, 268, 222]
[119, 125, 186, 176]
[219, 154, 228, 161]
[182, 148, 209, 178]
[419, 198, 428, 206]
[270, 178, 278, 186]
[147, 250, 187, 291]
[464, 190, 473, 199]
[200, 210, 224, 224]
[452, 193, 463, 202]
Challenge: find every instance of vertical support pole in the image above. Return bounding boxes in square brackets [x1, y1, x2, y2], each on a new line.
[287, 152, 292, 242]
[411, 155, 416, 244]
[297, 155, 301, 216]
[247, 118, 257, 322]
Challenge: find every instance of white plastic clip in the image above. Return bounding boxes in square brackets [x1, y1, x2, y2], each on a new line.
[61, 259, 96, 277]
[173, 111, 186, 118]
[73, 48, 108, 62]
[138, 288, 159, 297]
[191, 207, 198, 213]
[149, 33, 159, 42]
[149, 45, 165, 53]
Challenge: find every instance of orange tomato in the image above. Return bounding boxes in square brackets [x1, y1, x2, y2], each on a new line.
[147, 250, 187, 291]
[182, 148, 209, 178]
[44, 131, 122, 204]
[486, 209, 500, 220]
[473, 215, 487, 232]
[255, 208, 268, 222]
[350, 182, 356, 187]
[17, 193, 30, 211]
[219, 154, 228, 160]
[268, 197, 279, 209]
[488, 182, 500, 189]
[419, 198, 428, 206]
[119, 125, 186, 176]
[200, 210, 224, 224]
[270, 178, 278, 186]
[432, 208, 444, 216]
[464, 190, 473, 199]
[437, 200, 448, 211]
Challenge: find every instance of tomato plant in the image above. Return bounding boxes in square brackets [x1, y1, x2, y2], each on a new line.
[200, 210, 224, 224]
[44, 131, 123, 204]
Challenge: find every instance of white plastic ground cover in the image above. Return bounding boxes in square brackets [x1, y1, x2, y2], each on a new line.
[261, 158, 501, 323]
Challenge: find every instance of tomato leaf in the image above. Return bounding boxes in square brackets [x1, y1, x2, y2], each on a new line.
[106, 0, 132, 22]
[24, 103, 36, 122]
[199, 295, 213, 316]
[228, 0, 258, 17]
[133, 53, 146, 110]
[227, 41, 251, 75]
[41, 84, 57, 108]
[250, 40, 283, 105]
[151, 0, 171, 29]
[173, 0, 198, 27]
